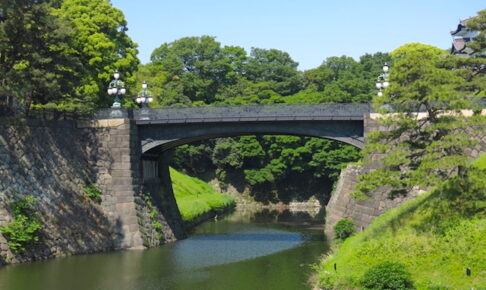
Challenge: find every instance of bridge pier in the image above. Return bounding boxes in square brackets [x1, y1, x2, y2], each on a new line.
[78, 118, 145, 249]
[79, 118, 187, 249]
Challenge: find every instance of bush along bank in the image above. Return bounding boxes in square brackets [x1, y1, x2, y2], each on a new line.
[315, 165, 486, 289]
[170, 168, 235, 229]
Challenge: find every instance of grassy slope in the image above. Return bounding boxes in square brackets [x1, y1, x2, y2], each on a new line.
[473, 153, 486, 169]
[170, 167, 235, 222]
[317, 154, 486, 289]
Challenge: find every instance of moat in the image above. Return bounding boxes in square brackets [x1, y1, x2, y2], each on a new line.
[0, 209, 329, 290]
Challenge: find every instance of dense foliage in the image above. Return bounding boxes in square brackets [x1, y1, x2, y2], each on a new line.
[172, 136, 360, 203]
[360, 261, 414, 290]
[139, 36, 389, 106]
[333, 218, 356, 240]
[58, 0, 139, 110]
[0, 195, 42, 253]
[0, 0, 138, 112]
[0, 0, 83, 112]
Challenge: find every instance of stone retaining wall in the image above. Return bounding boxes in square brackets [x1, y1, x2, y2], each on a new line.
[0, 118, 150, 264]
[0, 119, 115, 263]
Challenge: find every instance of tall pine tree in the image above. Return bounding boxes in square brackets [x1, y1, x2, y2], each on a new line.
[355, 43, 485, 199]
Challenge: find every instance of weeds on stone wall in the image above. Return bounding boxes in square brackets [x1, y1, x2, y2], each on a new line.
[140, 193, 164, 246]
[84, 184, 102, 203]
[0, 195, 42, 253]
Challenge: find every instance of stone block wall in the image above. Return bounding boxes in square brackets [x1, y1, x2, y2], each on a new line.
[0, 119, 115, 263]
[0, 118, 150, 264]
[324, 165, 423, 236]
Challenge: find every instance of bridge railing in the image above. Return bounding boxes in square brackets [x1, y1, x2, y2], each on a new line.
[133, 103, 373, 123]
[93, 98, 486, 123]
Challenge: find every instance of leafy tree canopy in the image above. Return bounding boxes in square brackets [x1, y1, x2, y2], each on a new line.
[0, 0, 83, 112]
[149, 36, 245, 105]
[58, 0, 139, 109]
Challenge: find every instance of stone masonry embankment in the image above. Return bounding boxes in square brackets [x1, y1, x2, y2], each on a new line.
[0, 118, 117, 263]
[0, 117, 176, 264]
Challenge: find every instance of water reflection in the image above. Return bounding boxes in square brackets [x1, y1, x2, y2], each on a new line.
[0, 208, 328, 290]
[173, 228, 304, 270]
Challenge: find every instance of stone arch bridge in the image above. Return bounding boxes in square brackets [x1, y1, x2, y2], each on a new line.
[84, 103, 377, 249]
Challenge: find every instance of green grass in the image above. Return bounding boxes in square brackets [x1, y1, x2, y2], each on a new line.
[316, 168, 486, 289]
[473, 153, 486, 169]
[171, 168, 235, 222]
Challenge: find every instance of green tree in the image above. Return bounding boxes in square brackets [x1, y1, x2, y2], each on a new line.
[58, 0, 139, 109]
[0, 0, 83, 111]
[466, 9, 486, 55]
[287, 53, 390, 104]
[355, 43, 485, 199]
[150, 36, 245, 105]
[245, 48, 303, 96]
[464, 9, 486, 96]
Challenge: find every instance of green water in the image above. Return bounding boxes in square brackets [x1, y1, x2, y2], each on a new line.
[0, 209, 329, 290]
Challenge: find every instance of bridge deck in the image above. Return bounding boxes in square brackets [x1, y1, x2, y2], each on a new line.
[95, 103, 372, 124]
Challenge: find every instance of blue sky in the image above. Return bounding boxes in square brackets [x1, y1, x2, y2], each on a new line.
[111, 0, 484, 70]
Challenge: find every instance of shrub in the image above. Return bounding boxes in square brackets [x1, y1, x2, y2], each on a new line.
[84, 184, 102, 203]
[361, 261, 414, 290]
[333, 218, 355, 239]
[0, 195, 42, 253]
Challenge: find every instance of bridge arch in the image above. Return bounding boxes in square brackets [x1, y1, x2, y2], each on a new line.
[139, 120, 365, 154]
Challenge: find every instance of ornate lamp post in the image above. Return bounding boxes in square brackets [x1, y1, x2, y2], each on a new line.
[136, 81, 153, 108]
[107, 70, 126, 108]
[375, 63, 390, 97]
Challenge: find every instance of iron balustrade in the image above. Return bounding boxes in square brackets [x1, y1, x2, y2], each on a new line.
[95, 103, 373, 123]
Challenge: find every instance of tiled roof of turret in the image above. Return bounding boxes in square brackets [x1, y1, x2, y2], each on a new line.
[451, 16, 477, 35]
